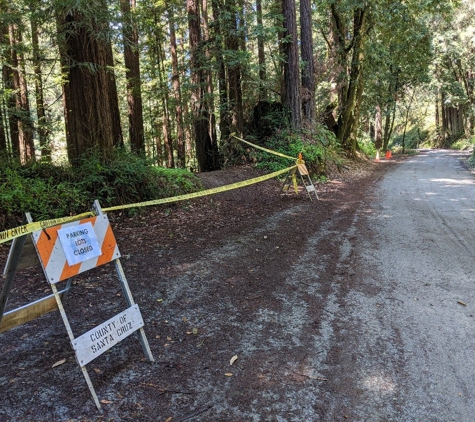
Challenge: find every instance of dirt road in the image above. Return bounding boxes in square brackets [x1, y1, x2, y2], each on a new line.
[334, 149, 475, 421]
[1, 149, 475, 421]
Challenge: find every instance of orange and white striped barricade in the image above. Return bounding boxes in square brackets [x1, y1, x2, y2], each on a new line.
[0, 200, 154, 411]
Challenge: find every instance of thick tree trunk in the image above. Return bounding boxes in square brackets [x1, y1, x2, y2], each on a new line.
[282, 0, 301, 130]
[57, 2, 123, 165]
[300, 0, 315, 124]
[187, 0, 220, 171]
[120, 0, 145, 154]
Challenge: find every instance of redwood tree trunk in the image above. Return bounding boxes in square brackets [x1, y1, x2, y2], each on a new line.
[57, 2, 123, 165]
[211, 0, 229, 143]
[187, 0, 220, 171]
[168, 6, 186, 167]
[201, 0, 218, 149]
[224, 0, 244, 136]
[282, 0, 301, 130]
[120, 0, 145, 154]
[8, 23, 35, 164]
[300, 0, 315, 124]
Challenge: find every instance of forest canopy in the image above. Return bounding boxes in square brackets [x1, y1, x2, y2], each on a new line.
[0, 0, 474, 171]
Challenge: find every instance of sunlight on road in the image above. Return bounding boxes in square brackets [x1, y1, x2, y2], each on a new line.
[430, 178, 475, 186]
[363, 372, 396, 394]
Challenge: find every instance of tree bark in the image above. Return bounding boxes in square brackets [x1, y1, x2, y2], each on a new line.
[211, 0, 229, 143]
[282, 0, 301, 129]
[120, 0, 145, 154]
[0, 20, 11, 157]
[168, 6, 186, 167]
[8, 23, 35, 164]
[155, 23, 175, 168]
[256, 0, 267, 100]
[300, 0, 315, 124]
[224, 0, 244, 136]
[187, 0, 220, 171]
[57, 1, 123, 165]
[201, 0, 219, 147]
[333, 6, 367, 153]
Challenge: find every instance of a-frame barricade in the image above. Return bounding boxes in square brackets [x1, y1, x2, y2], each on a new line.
[281, 158, 319, 201]
[0, 200, 154, 410]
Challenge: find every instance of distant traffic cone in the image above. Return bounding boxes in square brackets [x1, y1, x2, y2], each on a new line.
[385, 150, 391, 160]
[374, 150, 381, 162]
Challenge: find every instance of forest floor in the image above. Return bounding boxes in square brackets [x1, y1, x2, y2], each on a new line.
[0, 156, 401, 421]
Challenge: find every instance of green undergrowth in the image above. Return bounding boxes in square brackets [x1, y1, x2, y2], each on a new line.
[252, 126, 344, 176]
[0, 151, 203, 231]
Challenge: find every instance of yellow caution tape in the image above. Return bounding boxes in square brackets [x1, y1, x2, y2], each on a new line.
[102, 165, 296, 212]
[0, 212, 95, 245]
[232, 134, 296, 160]
[0, 165, 295, 245]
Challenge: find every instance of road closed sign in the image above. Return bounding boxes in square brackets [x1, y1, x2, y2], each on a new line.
[57, 222, 102, 266]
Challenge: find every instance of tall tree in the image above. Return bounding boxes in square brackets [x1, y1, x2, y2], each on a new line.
[167, 3, 186, 167]
[120, 0, 145, 154]
[300, 0, 315, 124]
[30, 2, 50, 161]
[187, 0, 220, 171]
[330, 3, 368, 153]
[8, 20, 35, 164]
[56, 0, 123, 165]
[256, 0, 267, 100]
[281, 0, 301, 129]
[223, 0, 244, 136]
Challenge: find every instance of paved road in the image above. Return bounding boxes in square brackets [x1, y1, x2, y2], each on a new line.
[323, 149, 475, 421]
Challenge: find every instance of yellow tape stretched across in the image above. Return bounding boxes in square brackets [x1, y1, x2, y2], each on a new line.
[0, 165, 296, 245]
[232, 134, 295, 160]
[0, 212, 95, 245]
[102, 165, 296, 212]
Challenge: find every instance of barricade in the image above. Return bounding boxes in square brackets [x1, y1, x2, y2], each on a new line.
[0, 200, 154, 410]
[0, 137, 320, 409]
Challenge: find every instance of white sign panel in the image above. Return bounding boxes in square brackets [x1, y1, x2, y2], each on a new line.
[57, 222, 102, 266]
[73, 304, 144, 366]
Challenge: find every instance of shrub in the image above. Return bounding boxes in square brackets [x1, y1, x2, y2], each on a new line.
[0, 151, 203, 231]
[253, 125, 343, 176]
